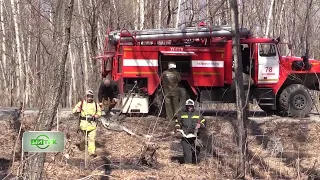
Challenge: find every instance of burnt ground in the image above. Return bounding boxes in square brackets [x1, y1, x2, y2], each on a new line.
[1, 110, 320, 179]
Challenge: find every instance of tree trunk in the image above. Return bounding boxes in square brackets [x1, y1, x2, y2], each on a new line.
[139, 0, 145, 29]
[278, 0, 286, 36]
[134, 0, 139, 29]
[97, 17, 103, 51]
[157, 0, 162, 28]
[206, 0, 210, 24]
[24, 4, 33, 107]
[35, 0, 42, 107]
[175, 0, 181, 28]
[77, 0, 89, 91]
[0, 0, 9, 105]
[265, 0, 275, 37]
[228, 0, 248, 178]
[22, 0, 75, 179]
[89, 0, 99, 90]
[166, 0, 171, 27]
[150, 0, 155, 28]
[188, 0, 194, 26]
[69, 44, 76, 108]
[304, 0, 313, 59]
[11, 0, 24, 103]
[111, 0, 120, 29]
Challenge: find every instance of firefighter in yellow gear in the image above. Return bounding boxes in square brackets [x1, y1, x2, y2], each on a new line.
[72, 90, 102, 157]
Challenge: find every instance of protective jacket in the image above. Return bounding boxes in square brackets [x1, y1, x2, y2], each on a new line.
[98, 80, 119, 103]
[72, 100, 102, 155]
[72, 100, 102, 119]
[175, 109, 206, 135]
[161, 69, 181, 95]
[176, 109, 206, 164]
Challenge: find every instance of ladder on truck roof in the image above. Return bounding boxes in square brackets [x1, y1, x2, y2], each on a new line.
[107, 25, 252, 45]
[99, 25, 251, 78]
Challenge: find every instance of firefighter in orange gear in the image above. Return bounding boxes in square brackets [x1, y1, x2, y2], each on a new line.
[98, 79, 119, 116]
[175, 99, 206, 164]
[161, 62, 181, 121]
[73, 90, 102, 157]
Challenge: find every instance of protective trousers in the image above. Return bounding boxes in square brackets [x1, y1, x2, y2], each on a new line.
[181, 137, 200, 164]
[79, 120, 97, 155]
[165, 95, 180, 121]
[164, 88, 180, 121]
[102, 97, 116, 116]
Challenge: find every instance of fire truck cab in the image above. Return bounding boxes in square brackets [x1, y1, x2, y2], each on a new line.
[98, 25, 320, 118]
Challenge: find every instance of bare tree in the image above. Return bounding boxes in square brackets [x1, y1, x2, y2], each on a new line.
[68, 44, 76, 108]
[265, 0, 275, 37]
[11, 0, 24, 102]
[304, 0, 313, 60]
[85, 0, 100, 90]
[157, 0, 162, 28]
[175, 0, 181, 28]
[139, 0, 145, 29]
[77, 0, 89, 91]
[0, 0, 9, 104]
[228, 0, 248, 178]
[22, 0, 75, 179]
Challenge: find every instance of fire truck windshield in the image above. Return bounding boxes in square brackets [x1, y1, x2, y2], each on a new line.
[259, 43, 277, 57]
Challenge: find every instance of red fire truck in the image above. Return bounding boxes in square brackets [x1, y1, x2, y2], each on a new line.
[97, 25, 320, 118]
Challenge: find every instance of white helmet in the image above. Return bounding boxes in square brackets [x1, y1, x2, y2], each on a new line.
[86, 90, 94, 96]
[168, 62, 176, 69]
[185, 99, 195, 106]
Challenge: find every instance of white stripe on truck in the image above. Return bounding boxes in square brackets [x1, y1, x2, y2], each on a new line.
[123, 59, 158, 67]
[123, 59, 224, 67]
[192, 60, 224, 68]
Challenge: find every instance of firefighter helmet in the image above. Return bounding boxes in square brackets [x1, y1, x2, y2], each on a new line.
[86, 90, 94, 96]
[185, 99, 195, 106]
[168, 62, 176, 69]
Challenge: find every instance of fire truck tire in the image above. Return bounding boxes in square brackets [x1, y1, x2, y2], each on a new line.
[279, 84, 314, 117]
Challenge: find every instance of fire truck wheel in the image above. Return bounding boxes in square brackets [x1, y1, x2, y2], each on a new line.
[279, 84, 314, 118]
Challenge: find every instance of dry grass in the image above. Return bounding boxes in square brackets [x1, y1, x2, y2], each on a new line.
[1, 110, 320, 179]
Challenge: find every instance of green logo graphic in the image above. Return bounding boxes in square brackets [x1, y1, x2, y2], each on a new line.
[23, 131, 65, 152]
[30, 135, 57, 149]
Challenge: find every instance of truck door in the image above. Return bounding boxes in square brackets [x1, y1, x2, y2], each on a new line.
[257, 43, 280, 84]
[158, 51, 194, 76]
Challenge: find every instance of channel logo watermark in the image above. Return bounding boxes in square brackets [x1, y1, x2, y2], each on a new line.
[22, 131, 65, 152]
